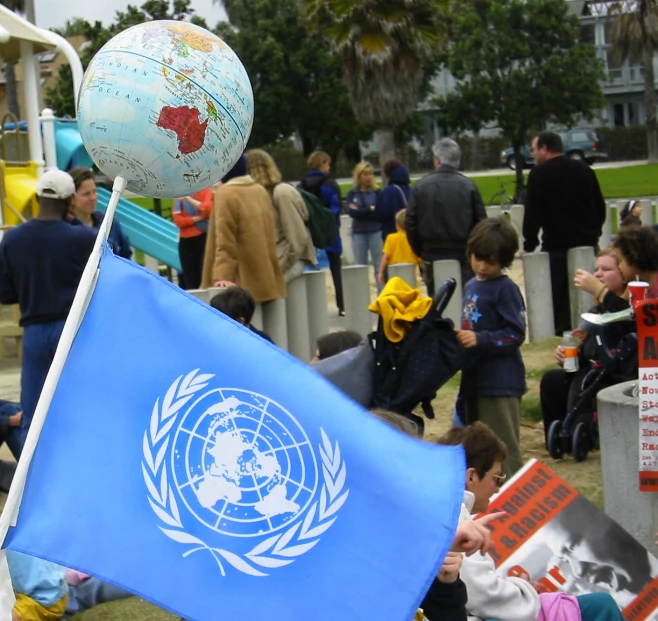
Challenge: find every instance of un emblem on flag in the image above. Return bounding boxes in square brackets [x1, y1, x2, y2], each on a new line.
[142, 370, 349, 576]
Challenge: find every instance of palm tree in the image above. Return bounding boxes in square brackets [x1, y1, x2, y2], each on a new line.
[300, 0, 448, 169]
[610, 0, 658, 162]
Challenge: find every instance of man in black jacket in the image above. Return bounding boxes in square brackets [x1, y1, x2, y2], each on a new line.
[523, 131, 606, 335]
[406, 138, 487, 294]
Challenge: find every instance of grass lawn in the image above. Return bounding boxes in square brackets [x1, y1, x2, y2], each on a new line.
[75, 335, 602, 621]
[339, 163, 658, 203]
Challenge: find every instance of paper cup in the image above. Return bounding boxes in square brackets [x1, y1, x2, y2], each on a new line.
[628, 281, 650, 309]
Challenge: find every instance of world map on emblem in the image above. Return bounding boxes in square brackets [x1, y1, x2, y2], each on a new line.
[171, 390, 318, 538]
[76, 20, 254, 198]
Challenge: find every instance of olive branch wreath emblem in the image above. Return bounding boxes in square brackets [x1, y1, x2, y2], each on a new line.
[142, 370, 349, 576]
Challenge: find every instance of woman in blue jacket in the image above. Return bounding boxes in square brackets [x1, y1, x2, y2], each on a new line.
[68, 167, 132, 259]
[346, 161, 382, 289]
[299, 151, 345, 316]
[376, 159, 412, 240]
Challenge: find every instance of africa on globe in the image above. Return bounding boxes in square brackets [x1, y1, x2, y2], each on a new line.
[171, 390, 318, 538]
[77, 20, 254, 198]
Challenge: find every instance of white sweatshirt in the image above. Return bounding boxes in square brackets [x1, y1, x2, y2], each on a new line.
[460, 491, 541, 621]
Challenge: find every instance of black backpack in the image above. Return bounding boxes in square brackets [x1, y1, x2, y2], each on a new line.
[369, 279, 465, 418]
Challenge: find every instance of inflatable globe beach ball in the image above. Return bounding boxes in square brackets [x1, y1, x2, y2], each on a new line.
[77, 21, 254, 198]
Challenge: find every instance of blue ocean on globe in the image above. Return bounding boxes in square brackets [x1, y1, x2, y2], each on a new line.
[77, 20, 254, 198]
[171, 389, 318, 538]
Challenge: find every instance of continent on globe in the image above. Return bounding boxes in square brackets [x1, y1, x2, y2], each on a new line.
[156, 105, 208, 155]
[167, 22, 217, 53]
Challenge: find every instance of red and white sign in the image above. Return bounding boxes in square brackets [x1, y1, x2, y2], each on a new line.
[636, 299, 658, 492]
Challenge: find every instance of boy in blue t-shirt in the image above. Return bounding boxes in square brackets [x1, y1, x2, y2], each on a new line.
[455, 217, 526, 477]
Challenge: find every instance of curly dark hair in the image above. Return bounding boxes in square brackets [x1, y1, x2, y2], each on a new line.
[613, 226, 658, 273]
[466, 216, 519, 269]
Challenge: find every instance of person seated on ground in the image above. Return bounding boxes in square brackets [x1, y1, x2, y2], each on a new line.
[311, 330, 362, 363]
[369, 409, 502, 621]
[437, 422, 625, 621]
[614, 225, 658, 296]
[7, 550, 133, 621]
[62, 569, 132, 619]
[209, 286, 273, 343]
[540, 248, 632, 448]
[619, 199, 643, 228]
[8, 549, 69, 621]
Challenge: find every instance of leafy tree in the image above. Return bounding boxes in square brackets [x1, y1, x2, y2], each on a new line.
[435, 0, 605, 195]
[45, 0, 206, 116]
[214, 0, 371, 163]
[610, 0, 658, 163]
[301, 0, 449, 171]
[52, 18, 91, 37]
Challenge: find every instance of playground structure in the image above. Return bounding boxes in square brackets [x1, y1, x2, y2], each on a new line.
[0, 115, 183, 271]
[0, 5, 183, 271]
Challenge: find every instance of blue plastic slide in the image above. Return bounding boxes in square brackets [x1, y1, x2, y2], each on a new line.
[54, 119, 94, 170]
[95, 187, 182, 272]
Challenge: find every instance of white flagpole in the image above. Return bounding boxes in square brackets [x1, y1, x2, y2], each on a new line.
[0, 176, 127, 617]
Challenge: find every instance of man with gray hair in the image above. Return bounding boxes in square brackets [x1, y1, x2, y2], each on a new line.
[406, 138, 486, 294]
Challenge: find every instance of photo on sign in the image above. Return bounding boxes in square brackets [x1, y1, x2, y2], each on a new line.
[497, 494, 658, 611]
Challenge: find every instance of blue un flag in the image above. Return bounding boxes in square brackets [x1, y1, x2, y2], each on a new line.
[4, 247, 465, 621]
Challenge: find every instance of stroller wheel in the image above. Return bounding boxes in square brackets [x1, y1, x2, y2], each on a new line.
[590, 418, 600, 450]
[547, 421, 564, 460]
[572, 422, 590, 462]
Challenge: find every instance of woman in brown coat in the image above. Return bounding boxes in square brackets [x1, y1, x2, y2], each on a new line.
[201, 155, 286, 303]
[245, 148, 316, 282]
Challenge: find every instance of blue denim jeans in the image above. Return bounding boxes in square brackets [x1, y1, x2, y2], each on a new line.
[352, 232, 383, 291]
[19, 320, 66, 453]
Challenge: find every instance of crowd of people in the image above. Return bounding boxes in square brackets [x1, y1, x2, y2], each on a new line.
[0, 129, 651, 619]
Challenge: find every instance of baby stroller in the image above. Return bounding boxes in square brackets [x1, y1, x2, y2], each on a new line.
[367, 277, 465, 433]
[547, 313, 637, 462]
[313, 278, 464, 433]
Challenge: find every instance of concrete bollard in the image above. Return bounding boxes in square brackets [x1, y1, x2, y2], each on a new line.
[641, 199, 652, 225]
[342, 265, 373, 339]
[609, 203, 619, 234]
[262, 298, 288, 350]
[509, 204, 524, 251]
[187, 289, 211, 303]
[285, 275, 311, 362]
[305, 270, 329, 360]
[567, 246, 595, 331]
[522, 252, 555, 341]
[144, 255, 160, 274]
[340, 214, 354, 265]
[598, 381, 658, 556]
[599, 202, 612, 249]
[486, 205, 502, 219]
[388, 263, 416, 288]
[432, 260, 462, 325]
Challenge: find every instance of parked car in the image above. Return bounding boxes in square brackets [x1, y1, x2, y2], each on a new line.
[501, 129, 608, 169]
